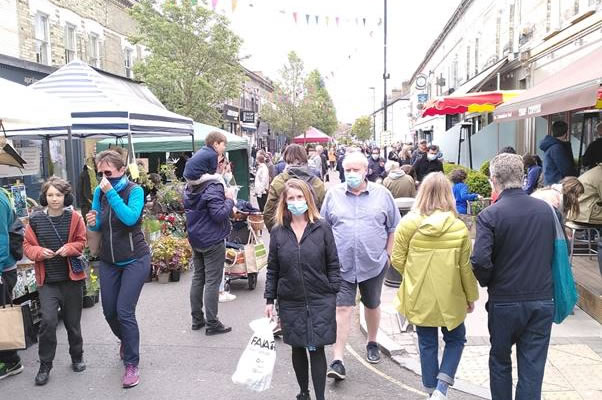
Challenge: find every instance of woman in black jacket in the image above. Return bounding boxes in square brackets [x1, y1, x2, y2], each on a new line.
[264, 178, 340, 400]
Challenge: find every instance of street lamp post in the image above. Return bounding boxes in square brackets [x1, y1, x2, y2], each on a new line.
[369, 86, 376, 141]
[383, 0, 390, 135]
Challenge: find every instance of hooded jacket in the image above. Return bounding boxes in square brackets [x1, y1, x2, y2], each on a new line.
[391, 211, 478, 330]
[539, 135, 576, 185]
[263, 166, 326, 232]
[264, 219, 340, 347]
[184, 175, 234, 250]
[0, 190, 16, 274]
[383, 170, 416, 199]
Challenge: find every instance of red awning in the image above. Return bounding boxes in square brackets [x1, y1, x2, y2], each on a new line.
[422, 91, 522, 117]
[494, 45, 602, 121]
[293, 127, 331, 144]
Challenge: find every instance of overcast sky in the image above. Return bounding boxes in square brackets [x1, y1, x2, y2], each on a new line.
[216, 0, 460, 123]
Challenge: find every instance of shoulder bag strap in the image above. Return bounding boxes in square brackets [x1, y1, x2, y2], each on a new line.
[43, 212, 66, 247]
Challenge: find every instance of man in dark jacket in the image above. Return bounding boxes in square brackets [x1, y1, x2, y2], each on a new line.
[471, 153, 555, 400]
[583, 121, 602, 170]
[184, 145, 235, 336]
[367, 147, 386, 182]
[413, 145, 444, 182]
[411, 140, 428, 165]
[539, 121, 577, 185]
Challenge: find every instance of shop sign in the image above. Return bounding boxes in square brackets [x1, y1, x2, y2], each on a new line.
[223, 105, 240, 122]
[240, 111, 255, 124]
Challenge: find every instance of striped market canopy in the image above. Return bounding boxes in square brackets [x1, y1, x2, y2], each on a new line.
[29, 60, 193, 138]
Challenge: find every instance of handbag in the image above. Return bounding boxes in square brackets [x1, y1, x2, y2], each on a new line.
[0, 276, 26, 351]
[44, 213, 87, 274]
[548, 205, 578, 324]
[244, 229, 267, 274]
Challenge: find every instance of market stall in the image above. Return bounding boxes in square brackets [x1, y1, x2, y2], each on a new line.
[96, 122, 251, 200]
[292, 126, 332, 144]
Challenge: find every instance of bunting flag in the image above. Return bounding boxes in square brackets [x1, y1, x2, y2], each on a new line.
[355, 17, 359, 25]
[315, 15, 319, 24]
[231, 0, 238, 12]
[363, 18, 366, 27]
[293, 11, 298, 23]
[211, 0, 218, 10]
[378, 18, 383, 26]
[306, 14, 310, 24]
[325, 16, 329, 26]
[335, 16, 340, 26]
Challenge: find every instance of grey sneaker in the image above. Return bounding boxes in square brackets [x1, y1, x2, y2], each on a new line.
[327, 360, 346, 381]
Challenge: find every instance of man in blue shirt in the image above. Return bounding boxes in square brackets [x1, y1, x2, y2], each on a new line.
[321, 151, 401, 381]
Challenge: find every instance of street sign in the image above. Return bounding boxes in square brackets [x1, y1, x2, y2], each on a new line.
[417, 93, 428, 103]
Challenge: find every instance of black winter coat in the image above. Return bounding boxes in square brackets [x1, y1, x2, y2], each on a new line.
[264, 219, 341, 348]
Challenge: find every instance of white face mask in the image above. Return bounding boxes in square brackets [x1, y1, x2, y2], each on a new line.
[372, 154, 379, 160]
[427, 153, 437, 161]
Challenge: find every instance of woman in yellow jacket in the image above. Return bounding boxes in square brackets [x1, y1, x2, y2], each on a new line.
[391, 172, 479, 400]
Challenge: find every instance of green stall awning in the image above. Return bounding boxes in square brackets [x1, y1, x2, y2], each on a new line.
[96, 122, 248, 153]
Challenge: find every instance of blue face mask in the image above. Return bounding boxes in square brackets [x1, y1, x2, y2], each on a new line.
[287, 200, 308, 216]
[345, 172, 363, 189]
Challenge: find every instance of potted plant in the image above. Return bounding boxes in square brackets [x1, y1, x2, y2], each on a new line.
[83, 268, 100, 308]
[151, 236, 192, 284]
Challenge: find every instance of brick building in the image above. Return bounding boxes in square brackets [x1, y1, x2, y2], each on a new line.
[0, 0, 144, 199]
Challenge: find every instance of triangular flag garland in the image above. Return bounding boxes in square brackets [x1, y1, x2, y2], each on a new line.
[315, 15, 319, 24]
[306, 14, 310, 24]
[363, 18, 366, 26]
[336, 16, 340, 26]
[293, 11, 298, 23]
[211, 0, 218, 10]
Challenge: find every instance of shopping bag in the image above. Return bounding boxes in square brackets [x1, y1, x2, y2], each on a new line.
[232, 318, 277, 392]
[548, 206, 578, 324]
[0, 282, 26, 351]
[244, 229, 267, 274]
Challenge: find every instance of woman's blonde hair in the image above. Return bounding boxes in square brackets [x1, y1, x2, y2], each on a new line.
[274, 178, 321, 226]
[412, 172, 458, 216]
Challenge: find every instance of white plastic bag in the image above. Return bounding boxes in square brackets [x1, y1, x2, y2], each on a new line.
[232, 318, 277, 392]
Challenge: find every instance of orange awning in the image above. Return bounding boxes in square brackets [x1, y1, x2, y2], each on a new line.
[422, 91, 523, 117]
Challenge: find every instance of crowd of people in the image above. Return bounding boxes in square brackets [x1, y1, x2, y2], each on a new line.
[1, 124, 600, 400]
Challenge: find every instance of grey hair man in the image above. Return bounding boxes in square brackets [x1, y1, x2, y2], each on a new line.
[321, 151, 401, 380]
[471, 153, 556, 400]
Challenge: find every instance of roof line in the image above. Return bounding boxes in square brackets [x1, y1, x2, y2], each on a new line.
[371, 97, 410, 115]
[408, 0, 474, 84]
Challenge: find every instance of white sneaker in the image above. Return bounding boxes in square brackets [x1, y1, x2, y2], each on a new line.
[430, 390, 448, 399]
[219, 292, 236, 303]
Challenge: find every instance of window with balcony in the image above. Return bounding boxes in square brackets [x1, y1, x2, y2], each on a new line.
[64, 24, 76, 63]
[124, 48, 133, 78]
[88, 34, 100, 67]
[35, 13, 50, 65]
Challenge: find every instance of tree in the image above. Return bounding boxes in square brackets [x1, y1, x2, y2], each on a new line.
[305, 70, 338, 136]
[129, 0, 244, 126]
[261, 51, 311, 138]
[351, 116, 373, 141]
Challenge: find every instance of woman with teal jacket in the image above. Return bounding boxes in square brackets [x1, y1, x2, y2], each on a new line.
[86, 148, 149, 389]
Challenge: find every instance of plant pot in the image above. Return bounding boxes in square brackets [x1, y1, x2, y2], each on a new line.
[169, 270, 181, 282]
[83, 296, 95, 308]
[157, 272, 170, 284]
[94, 293, 100, 304]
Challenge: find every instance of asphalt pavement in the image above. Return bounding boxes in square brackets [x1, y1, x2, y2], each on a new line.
[0, 268, 485, 400]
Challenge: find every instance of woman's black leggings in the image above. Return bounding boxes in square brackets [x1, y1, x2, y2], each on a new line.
[291, 346, 326, 400]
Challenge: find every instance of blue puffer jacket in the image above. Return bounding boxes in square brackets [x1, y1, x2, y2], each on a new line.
[184, 177, 235, 250]
[453, 182, 478, 215]
[539, 135, 576, 185]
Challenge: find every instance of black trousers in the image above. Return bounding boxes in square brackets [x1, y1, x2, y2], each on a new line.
[38, 280, 84, 365]
[0, 269, 20, 364]
[257, 194, 268, 212]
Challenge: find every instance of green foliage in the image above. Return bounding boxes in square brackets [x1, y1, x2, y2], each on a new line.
[479, 160, 490, 177]
[305, 70, 338, 135]
[465, 171, 491, 197]
[261, 51, 312, 137]
[351, 116, 373, 141]
[129, 1, 244, 126]
[443, 163, 468, 175]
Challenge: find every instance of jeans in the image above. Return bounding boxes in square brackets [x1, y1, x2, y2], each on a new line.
[99, 254, 150, 367]
[190, 241, 225, 329]
[38, 280, 84, 364]
[416, 323, 466, 391]
[488, 300, 554, 400]
[0, 269, 20, 364]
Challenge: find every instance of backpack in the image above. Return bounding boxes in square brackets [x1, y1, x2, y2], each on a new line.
[9, 208, 24, 261]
